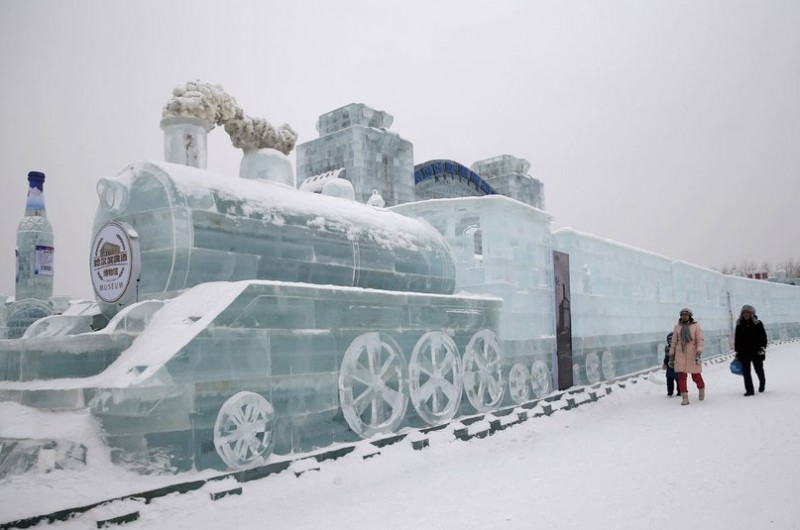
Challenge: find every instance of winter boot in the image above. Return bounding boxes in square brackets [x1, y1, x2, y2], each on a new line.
[681, 392, 689, 406]
[699, 388, 705, 401]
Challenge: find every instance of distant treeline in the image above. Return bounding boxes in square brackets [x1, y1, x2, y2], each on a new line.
[718, 258, 800, 282]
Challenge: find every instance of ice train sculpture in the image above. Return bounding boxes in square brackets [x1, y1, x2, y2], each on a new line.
[85, 159, 505, 471]
[3, 82, 800, 475]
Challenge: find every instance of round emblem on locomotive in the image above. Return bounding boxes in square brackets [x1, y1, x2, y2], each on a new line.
[90, 221, 140, 304]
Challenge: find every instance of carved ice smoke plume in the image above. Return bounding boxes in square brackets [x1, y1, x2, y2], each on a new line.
[162, 80, 298, 155]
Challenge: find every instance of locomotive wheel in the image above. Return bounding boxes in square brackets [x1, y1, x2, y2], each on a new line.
[601, 349, 616, 380]
[530, 360, 553, 398]
[462, 330, 505, 412]
[507, 363, 531, 404]
[585, 351, 601, 384]
[213, 391, 275, 470]
[339, 332, 409, 438]
[409, 331, 463, 425]
[573, 363, 582, 386]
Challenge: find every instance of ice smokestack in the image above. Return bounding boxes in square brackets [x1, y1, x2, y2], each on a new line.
[160, 115, 213, 169]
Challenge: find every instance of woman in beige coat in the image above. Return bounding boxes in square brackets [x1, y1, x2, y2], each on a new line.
[668, 308, 705, 405]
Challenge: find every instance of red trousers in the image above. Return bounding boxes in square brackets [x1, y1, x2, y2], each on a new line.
[677, 372, 705, 394]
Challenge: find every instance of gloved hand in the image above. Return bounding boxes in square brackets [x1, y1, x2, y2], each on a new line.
[695, 352, 702, 365]
[668, 357, 674, 369]
[758, 347, 766, 356]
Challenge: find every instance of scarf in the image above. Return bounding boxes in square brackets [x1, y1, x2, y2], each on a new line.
[679, 322, 692, 348]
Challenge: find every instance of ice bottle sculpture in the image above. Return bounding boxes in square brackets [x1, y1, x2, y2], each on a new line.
[15, 171, 54, 301]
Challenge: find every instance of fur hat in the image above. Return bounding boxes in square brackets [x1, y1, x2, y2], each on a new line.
[738, 304, 760, 325]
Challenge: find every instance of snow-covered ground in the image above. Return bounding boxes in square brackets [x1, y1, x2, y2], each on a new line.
[2, 342, 799, 529]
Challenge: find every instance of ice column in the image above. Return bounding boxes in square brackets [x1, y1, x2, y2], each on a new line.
[160, 115, 213, 169]
[15, 171, 54, 301]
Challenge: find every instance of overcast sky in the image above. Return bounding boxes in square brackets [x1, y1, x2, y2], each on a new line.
[1, 0, 798, 300]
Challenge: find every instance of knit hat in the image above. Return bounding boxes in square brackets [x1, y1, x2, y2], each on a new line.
[679, 308, 693, 317]
[741, 304, 756, 316]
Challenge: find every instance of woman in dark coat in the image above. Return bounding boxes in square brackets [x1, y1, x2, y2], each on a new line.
[734, 304, 768, 396]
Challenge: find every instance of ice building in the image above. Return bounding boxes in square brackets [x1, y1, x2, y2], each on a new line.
[296, 103, 415, 206]
[296, 104, 545, 211]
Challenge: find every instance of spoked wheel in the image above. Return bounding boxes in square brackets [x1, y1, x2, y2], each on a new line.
[339, 332, 409, 438]
[213, 391, 275, 470]
[530, 360, 553, 398]
[462, 330, 505, 412]
[585, 351, 601, 384]
[507, 363, 531, 404]
[409, 331, 463, 425]
[601, 349, 616, 380]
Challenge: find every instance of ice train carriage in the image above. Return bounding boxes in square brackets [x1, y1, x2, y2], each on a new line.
[393, 198, 800, 390]
[9, 159, 508, 472]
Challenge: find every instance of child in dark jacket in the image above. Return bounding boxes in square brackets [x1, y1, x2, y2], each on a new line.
[662, 332, 679, 396]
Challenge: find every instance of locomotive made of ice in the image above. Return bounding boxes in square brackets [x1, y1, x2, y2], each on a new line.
[79, 160, 511, 472]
